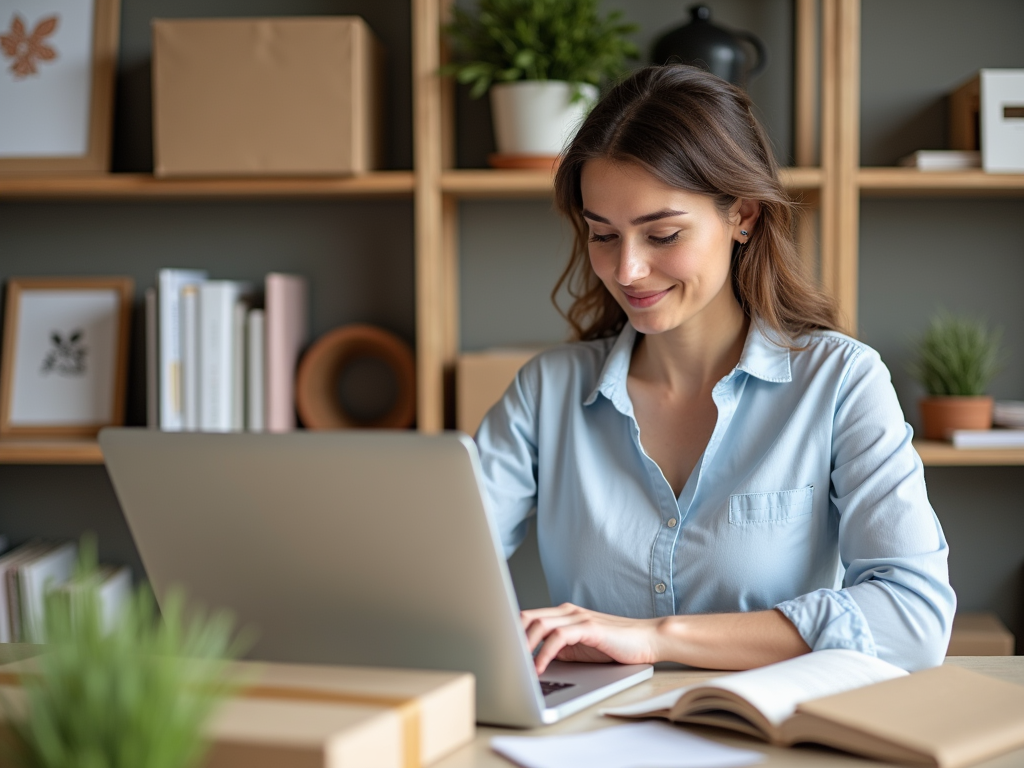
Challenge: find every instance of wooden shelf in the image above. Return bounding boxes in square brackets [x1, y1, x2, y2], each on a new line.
[0, 437, 104, 464]
[0, 172, 416, 201]
[914, 439, 1024, 466]
[859, 168, 1024, 196]
[440, 167, 824, 199]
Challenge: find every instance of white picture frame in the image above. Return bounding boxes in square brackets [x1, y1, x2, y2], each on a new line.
[0, 0, 120, 174]
[1, 276, 133, 437]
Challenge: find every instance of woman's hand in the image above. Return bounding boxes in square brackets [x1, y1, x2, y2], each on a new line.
[520, 603, 661, 674]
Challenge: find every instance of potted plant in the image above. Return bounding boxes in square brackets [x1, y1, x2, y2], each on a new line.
[443, 0, 638, 166]
[3, 541, 243, 768]
[910, 312, 1004, 440]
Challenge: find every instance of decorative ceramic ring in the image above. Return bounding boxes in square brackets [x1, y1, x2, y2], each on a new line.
[296, 324, 416, 429]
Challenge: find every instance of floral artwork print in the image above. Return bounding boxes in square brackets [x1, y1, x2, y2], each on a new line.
[41, 329, 87, 376]
[1, 13, 59, 79]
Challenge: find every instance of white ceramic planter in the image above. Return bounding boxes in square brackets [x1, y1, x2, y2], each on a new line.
[490, 81, 599, 155]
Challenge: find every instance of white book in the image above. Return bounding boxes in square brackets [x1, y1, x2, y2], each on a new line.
[898, 149, 981, 170]
[231, 300, 249, 432]
[0, 541, 47, 643]
[247, 308, 266, 433]
[145, 287, 159, 428]
[58, 564, 132, 633]
[158, 269, 208, 431]
[199, 281, 254, 432]
[180, 285, 201, 432]
[951, 429, 1024, 449]
[18, 540, 77, 643]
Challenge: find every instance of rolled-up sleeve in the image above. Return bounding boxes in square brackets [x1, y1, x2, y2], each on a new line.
[474, 363, 541, 559]
[776, 346, 956, 671]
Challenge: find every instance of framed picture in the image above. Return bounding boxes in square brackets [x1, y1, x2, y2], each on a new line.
[0, 0, 121, 175]
[0, 276, 133, 437]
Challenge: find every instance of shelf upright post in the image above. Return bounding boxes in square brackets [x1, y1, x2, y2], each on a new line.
[819, 0, 839, 313]
[413, 0, 448, 432]
[834, 0, 861, 334]
[793, 0, 820, 277]
[819, 0, 860, 334]
[439, 0, 460, 428]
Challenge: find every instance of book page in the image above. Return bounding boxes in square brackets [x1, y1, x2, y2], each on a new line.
[604, 650, 906, 728]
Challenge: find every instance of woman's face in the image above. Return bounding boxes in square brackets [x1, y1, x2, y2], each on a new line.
[581, 158, 757, 338]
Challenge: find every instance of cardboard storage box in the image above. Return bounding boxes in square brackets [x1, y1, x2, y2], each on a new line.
[153, 17, 384, 177]
[0, 659, 474, 768]
[456, 349, 545, 436]
[949, 69, 1024, 172]
[947, 612, 1015, 656]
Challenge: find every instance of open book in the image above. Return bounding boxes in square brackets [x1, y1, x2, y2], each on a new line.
[604, 650, 1024, 768]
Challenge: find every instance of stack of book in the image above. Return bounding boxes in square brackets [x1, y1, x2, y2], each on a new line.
[0, 541, 130, 643]
[898, 149, 982, 170]
[146, 270, 309, 433]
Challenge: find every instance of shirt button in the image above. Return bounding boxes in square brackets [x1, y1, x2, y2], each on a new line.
[654, 583, 667, 594]
[667, 518, 677, 528]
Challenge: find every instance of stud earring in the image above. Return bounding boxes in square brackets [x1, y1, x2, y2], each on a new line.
[740, 230, 749, 237]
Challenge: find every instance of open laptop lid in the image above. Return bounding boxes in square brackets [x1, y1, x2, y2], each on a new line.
[99, 428, 546, 725]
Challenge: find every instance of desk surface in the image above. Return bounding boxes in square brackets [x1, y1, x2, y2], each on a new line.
[434, 656, 1024, 768]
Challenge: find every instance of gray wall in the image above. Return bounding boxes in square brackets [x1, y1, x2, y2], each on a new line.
[2, 0, 1022, 647]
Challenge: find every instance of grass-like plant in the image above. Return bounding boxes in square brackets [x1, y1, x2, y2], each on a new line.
[4, 541, 246, 768]
[910, 312, 1004, 397]
[443, 0, 639, 98]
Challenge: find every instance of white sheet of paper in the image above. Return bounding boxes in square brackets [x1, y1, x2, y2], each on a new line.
[491, 721, 764, 768]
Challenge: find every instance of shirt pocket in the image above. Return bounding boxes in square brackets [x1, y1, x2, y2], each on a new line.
[729, 486, 814, 525]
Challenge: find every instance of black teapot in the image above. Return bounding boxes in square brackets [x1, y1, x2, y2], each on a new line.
[652, 5, 767, 87]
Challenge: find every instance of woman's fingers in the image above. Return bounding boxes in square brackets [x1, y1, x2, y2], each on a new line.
[533, 621, 603, 673]
[520, 602, 582, 629]
[523, 611, 581, 652]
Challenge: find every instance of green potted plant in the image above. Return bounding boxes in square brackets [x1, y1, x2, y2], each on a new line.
[910, 312, 1004, 440]
[443, 0, 638, 165]
[2, 542, 244, 768]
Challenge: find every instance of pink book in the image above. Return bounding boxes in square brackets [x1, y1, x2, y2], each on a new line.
[265, 273, 309, 432]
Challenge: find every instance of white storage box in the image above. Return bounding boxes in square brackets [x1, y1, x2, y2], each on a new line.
[949, 69, 1024, 173]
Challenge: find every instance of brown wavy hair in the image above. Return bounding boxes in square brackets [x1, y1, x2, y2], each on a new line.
[552, 65, 837, 343]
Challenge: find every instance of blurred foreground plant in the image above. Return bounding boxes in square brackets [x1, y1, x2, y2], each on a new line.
[4, 539, 247, 768]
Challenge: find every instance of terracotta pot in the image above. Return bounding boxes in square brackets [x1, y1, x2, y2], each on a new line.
[919, 396, 993, 440]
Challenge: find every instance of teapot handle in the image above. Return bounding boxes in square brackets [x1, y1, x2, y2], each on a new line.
[737, 31, 768, 82]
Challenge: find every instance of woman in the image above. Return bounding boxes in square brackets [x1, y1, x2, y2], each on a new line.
[474, 66, 956, 674]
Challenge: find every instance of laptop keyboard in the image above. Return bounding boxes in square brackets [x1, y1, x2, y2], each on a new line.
[540, 680, 576, 697]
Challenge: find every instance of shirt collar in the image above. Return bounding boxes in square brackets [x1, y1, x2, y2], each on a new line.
[583, 319, 792, 409]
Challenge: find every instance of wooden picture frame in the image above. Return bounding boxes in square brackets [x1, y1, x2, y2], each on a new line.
[0, 0, 121, 175]
[0, 276, 133, 437]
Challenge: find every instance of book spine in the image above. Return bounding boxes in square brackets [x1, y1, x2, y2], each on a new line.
[232, 301, 248, 432]
[266, 273, 309, 433]
[200, 283, 235, 433]
[181, 286, 200, 432]
[145, 287, 159, 428]
[247, 308, 266, 433]
[158, 269, 207, 431]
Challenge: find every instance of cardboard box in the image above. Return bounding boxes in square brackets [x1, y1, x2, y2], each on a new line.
[456, 349, 545, 436]
[949, 70, 1024, 172]
[153, 18, 384, 177]
[947, 612, 1015, 656]
[0, 660, 474, 768]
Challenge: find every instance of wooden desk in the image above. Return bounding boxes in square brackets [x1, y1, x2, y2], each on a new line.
[435, 657, 1024, 768]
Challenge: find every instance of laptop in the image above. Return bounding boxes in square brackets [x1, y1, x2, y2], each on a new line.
[99, 429, 652, 727]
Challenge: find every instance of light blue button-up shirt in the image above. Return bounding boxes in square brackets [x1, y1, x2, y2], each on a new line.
[475, 321, 956, 671]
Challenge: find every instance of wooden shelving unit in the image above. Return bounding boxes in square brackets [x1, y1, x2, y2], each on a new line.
[0, 437, 104, 464]
[5, 0, 1021, 467]
[0, 172, 415, 200]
